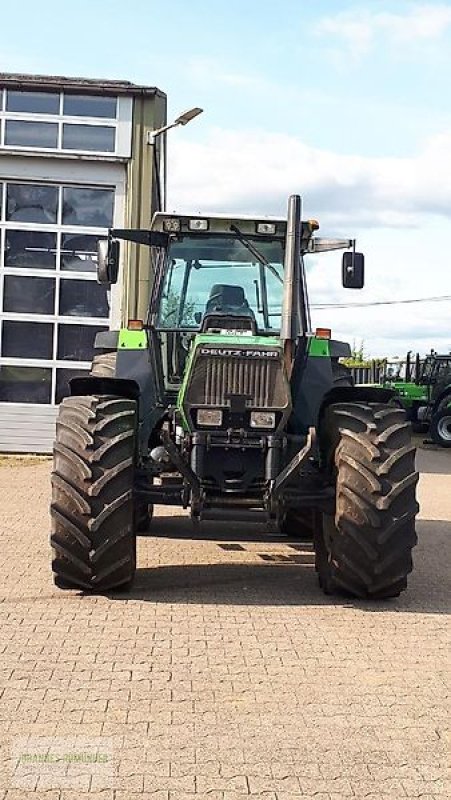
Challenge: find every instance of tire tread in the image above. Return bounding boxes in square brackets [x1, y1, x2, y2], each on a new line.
[317, 401, 418, 599]
[50, 394, 136, 591]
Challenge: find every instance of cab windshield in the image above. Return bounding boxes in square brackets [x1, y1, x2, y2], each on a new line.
[156, 234, 285, 332]
[420, 357, 435, 382]
[384, 361, 405, 381]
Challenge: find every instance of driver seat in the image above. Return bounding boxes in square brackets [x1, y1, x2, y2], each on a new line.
[202, 284, 257, 333]
[206, 284, 250, 314]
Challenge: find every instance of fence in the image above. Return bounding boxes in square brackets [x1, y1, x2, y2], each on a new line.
[350, 362, 384, 385]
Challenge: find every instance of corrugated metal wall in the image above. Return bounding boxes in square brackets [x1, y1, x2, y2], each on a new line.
[0, 406, 57, 453]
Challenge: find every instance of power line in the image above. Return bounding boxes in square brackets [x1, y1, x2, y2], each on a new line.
[312, 295, 451, 309]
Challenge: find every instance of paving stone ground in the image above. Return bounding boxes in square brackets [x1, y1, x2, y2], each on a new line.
[0, 444, 449, 799]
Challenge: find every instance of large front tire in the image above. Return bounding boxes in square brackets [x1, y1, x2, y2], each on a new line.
[316, 402, 419, 599]
[50, 395, 137, 591]
[430, 407, 451, 448]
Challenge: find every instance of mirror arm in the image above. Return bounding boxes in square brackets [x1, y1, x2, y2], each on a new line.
[110, 229, 169, 248]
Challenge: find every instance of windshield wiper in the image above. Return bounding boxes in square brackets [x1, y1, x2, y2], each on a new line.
[230, 224, 283, 284]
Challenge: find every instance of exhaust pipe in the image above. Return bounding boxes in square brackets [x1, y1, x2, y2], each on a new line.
[280, 195, 303, 374]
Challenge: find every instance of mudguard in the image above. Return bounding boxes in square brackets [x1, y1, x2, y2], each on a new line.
[70, 329, 165, 454]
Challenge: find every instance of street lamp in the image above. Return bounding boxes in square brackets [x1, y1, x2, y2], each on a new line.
[146, 107, 203, 144]
[146, 106, 203, 211]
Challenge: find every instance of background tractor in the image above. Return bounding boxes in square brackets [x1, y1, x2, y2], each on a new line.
[379, 352, 429, 426]
[410, 353, 451, 446]
[378, 352, 451, 446]
[50, 195, 418, 598]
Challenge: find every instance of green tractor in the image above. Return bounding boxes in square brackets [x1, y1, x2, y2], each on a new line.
[50, 195, 418, 598]
[380, 353, 429, 422]
[412, 354, 451, 447]
[381, 352, 451, 446]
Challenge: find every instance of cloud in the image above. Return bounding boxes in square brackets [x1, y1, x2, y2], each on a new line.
[168, 127, 451, 228]
[168, 126, 451, 357]
[314, 303, 451, 359]
[185, 57, 270, 91]
[315, 3, 451, 57]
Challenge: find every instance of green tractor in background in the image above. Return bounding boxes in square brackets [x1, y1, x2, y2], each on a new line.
[380, 353, 428, 424]
[381, 352, 451, 446]
[50, 195, 418, 598]
[410, 354, 451, 447]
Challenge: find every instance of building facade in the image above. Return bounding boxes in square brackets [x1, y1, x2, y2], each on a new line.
[0, 73, 166, 452]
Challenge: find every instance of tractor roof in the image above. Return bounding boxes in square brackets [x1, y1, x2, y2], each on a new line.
[151, 212, 320, 240]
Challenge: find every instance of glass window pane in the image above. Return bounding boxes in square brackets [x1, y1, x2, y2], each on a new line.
[6, 183, 58, 224]
[57, 324, 108, 361]
[61, 233, 99, 272]
[55, 367, 88, 404]
[5, 230, 57, 269]
[2, 321, 53, 359]
[62, 124, 115, 152]
[0, 365, 52, 403]
[6, 90, 60, 114]
[63, 94, 117, 118]
[62, 187, 114, 227]
[3, 275, 55, 315]
[59, 279, 109, 318]
[5, 120, 58, 149]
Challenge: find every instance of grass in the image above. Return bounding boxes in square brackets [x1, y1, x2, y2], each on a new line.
[0, 454, 51, 467]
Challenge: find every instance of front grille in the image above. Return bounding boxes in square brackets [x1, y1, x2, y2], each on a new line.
[186, 352, 287, 408]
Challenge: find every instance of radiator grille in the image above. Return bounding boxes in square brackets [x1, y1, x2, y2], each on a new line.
[185, 352, 287, 408]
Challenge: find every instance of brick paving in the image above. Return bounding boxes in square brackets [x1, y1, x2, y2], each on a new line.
[0, 446, 449, 799]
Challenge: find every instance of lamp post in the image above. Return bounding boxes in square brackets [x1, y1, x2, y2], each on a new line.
[147, 107, 203, 211]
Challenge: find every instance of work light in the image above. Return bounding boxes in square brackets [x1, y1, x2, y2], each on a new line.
[189, 218, 209, 231]
[163, 217, 181, 233]
[256, 222, 276, 235]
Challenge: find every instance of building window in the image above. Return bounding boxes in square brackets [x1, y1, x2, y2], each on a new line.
[62, 123, 115, 152]
[5, 230, 57, 269]
[59, 279, 109, 318]
[0, 89, 128, 156]
[60, 234, 98, 272]
[62, 187, 114, 227]
[63, 94, 117, 119]
[5, 120, 59, 149]
[6, 91, 60, 115]
[0, 178, 113, 405]
[0, 365, 52, 404]
[3, 275, 56, 315]
[6, 183, 58, 223]
[57, 324, 107, 361]
[2, 321, 54, 360]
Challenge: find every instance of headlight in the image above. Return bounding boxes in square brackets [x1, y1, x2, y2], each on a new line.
[250, 411, 276, 428]
[197, 409, 223, 426]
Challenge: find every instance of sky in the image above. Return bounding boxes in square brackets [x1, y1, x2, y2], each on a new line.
[1, 0, 450, 357]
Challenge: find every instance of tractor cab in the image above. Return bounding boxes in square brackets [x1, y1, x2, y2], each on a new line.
[419, 354, 451, 386]
[150, 214, 286, 388]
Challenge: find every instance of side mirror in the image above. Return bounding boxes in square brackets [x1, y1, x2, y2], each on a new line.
[342, 251, 364, 289]
[97, 238, 120, 285]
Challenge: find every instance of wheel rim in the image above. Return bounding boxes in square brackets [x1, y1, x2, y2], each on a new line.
[437, 415, 451, 442]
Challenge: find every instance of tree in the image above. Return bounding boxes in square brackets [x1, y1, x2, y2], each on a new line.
[342, 340, 372, 367]
[160, 291, 197, 326]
